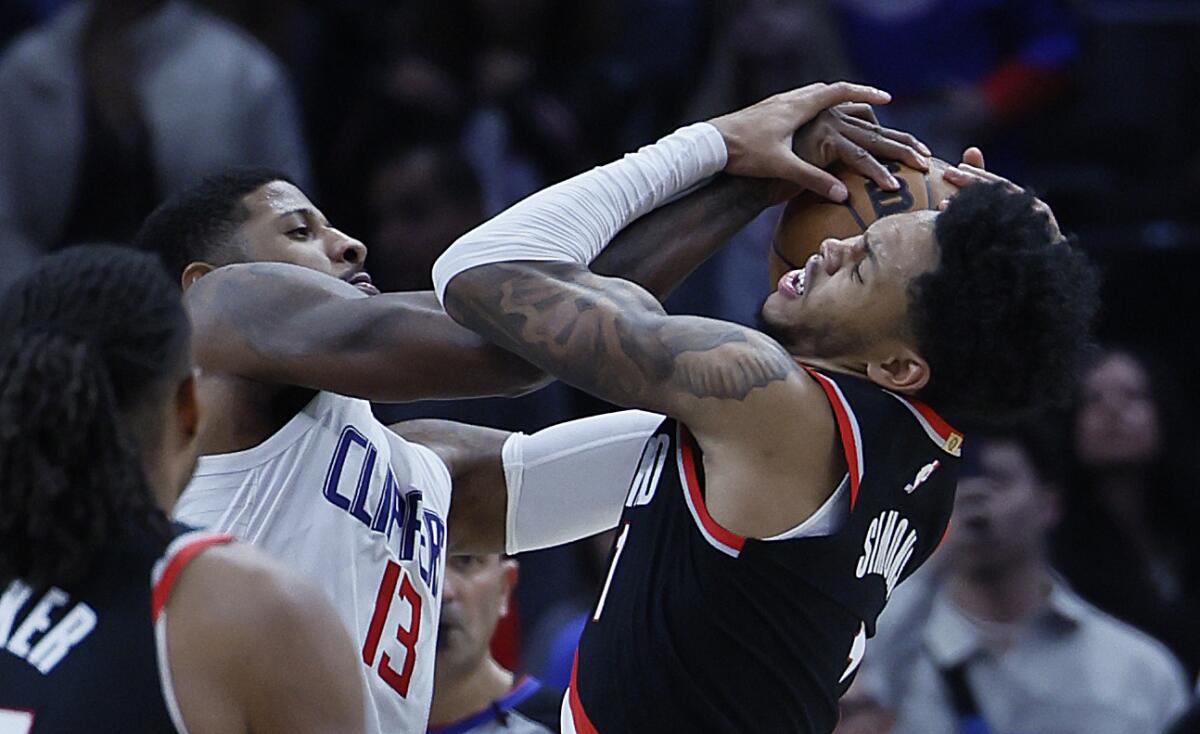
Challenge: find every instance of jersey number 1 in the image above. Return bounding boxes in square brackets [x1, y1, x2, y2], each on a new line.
[363, 560, 422, 697]
[592, 523, 631, 622]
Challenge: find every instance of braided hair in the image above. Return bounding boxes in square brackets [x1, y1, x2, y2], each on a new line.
[0, 246, 190, 587]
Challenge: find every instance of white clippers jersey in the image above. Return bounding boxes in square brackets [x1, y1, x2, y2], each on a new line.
[173, 391, 451, 733]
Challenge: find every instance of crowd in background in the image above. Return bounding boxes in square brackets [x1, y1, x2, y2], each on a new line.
[2, 0, 1199, 731]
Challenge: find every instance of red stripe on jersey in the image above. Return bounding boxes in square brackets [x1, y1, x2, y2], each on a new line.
[678, 424, 745, 554]
[893, 393, 963, 455]
[151, 534, 234, 622]
[803, 367, 863, 511]
[568, 652, 601, 734]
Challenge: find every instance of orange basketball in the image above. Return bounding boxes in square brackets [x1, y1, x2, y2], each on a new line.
[768, 159, 959, 286]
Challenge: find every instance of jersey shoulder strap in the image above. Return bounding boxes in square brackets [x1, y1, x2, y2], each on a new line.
[150, 528, 235, 622]
[801, 365, 962, 510]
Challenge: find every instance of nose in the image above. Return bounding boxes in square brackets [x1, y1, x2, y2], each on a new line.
[818, 237, 864, 276]
[329, 228, 368, 267]
[442, 570, 462, 601]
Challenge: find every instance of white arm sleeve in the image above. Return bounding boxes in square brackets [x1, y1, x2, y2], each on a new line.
[432, 122, 727, 304]
[501, 409, 665, 555]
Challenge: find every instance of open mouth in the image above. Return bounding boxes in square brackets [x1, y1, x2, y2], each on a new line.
[777, 268, 806, 299]
[346, 272, 380, 296]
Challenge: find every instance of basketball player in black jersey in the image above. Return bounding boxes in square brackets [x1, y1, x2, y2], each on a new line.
[433, 98, 1101, 730]
[131, 83, 927, 555]
[0, 248, 363, 733]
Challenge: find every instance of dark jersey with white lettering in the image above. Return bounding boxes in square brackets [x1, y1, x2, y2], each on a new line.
[567, 367, 961, 734]
[0, 525, 232, 733]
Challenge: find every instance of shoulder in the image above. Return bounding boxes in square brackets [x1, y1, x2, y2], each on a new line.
[1060, 585, 1190, 687]
[172, 3, 287, 83]
[0, 4, 85, 84]
[167, 542, 334, 640]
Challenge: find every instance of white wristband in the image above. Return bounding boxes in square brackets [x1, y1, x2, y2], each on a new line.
[432, 122, 727, 305]
[502, 409, 665, 555]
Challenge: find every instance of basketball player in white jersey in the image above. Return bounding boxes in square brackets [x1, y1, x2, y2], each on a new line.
[133, 82, 930, 731]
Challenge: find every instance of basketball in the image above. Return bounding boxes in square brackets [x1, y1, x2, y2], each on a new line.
[768, 159, 959, 286]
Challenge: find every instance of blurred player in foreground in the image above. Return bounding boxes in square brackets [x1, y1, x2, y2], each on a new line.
[134, 82, 923, 731]
[433, 87, 1102, 732]
[0, 247, 362, 734]
[428, 555, 561, 734]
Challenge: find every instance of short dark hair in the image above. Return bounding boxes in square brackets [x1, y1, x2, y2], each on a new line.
[910, 183, 1099, 422]
[961, 418, 1066, 488]
[134, 167, 294, 280]
[0, 246, 190, 587]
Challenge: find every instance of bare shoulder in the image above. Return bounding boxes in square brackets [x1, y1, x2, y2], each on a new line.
[167, 543, 364, 734]
[168, 542, 336, 643]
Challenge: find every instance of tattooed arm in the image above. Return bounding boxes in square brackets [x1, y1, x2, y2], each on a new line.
[442, 261, 802, 428]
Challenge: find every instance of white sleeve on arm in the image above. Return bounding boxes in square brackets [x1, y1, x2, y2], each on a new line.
[432, 122, 727, 304]
[501, 409, 665, 555]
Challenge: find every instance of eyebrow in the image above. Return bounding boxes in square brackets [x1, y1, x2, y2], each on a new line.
[278, 208, 330, 227]
[862, 231, 879, 268]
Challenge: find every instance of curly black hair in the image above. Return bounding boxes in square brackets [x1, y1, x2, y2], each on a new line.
[134, 167, 294, 281]
[909, 182, 1100, 423]
[0, 246, 190, 587]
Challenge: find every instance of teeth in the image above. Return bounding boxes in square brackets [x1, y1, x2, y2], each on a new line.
[795, 270, 806, 295]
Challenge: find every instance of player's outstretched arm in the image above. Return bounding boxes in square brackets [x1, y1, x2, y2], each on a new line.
[443, 261, 805, 429]
[187, 85, 926, 404]
[436, 83, 914, 424]
[186, 263, 548, 401]
[393, 410, 664, 555]
[167, 543, 365, 734]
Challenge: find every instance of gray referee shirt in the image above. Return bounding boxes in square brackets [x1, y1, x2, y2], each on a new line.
[878, 579, 1190, 734]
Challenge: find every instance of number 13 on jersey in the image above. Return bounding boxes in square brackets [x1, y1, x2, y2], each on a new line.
[362, 560, 422, 697]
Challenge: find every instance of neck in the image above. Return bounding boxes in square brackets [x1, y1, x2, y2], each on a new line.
[793, 355, 863, 378]
[949, 556, 1049, 624]
[428, 657, 514, 727]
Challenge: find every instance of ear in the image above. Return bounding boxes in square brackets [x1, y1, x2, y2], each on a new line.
[181, 262, 216, 291]
[498, 559, 519, 618]
[175, 370, 201, 445]
[865, 347, 930, 393]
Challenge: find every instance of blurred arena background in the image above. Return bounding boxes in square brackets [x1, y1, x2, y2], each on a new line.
[2, 1, 1199, 731]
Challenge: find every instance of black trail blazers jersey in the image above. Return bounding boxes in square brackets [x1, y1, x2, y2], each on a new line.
[0, 525, 232, 733]
[566, 366, 961, 734]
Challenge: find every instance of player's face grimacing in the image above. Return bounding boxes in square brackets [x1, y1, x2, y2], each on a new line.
[238, 181, 381, 295]
[760, 210, 939, 375]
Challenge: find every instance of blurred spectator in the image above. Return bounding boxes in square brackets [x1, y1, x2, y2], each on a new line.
[429, 554, 561, 734]
[1054, 348, 1200, 675]
[364, 144, 485, 293]
[0, 0, 310, 289]
[832, 675, 895, 734]
[675, 0, 853, 327]
[867, 425, 1189, 734]
[829, 0, 1078, 165]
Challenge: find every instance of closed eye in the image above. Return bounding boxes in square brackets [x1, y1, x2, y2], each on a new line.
[852, 262, 864, 284]
[287, 226, 311, 239]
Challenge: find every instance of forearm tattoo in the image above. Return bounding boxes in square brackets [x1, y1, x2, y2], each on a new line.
[447, 263, 796, 409]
